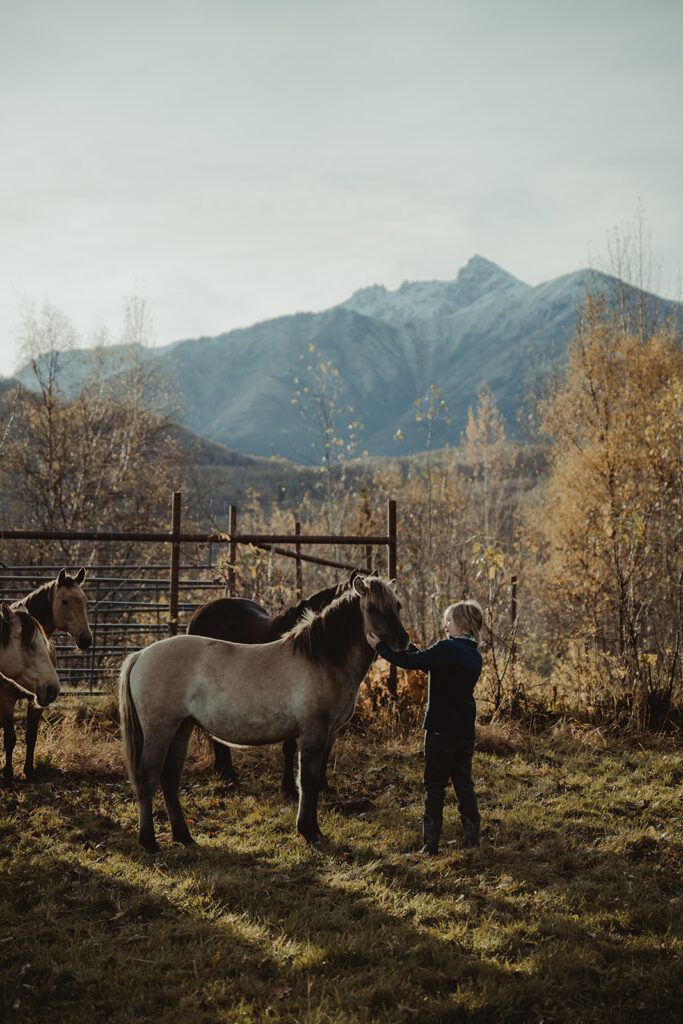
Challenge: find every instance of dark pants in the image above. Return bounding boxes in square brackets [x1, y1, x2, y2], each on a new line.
[423, 730, 479, 829]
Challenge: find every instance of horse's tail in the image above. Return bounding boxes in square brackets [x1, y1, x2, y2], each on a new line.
[119, 650, 143, 795]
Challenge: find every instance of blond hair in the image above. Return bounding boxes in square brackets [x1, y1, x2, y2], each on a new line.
[444, 599, 483, 642]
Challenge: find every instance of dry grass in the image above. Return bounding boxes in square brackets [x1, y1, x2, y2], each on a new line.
[1, 704, 681, 1024]
[475, 719, 531, 755]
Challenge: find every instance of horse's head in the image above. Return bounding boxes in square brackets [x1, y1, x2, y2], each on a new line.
[0, 603, 60, 707]
[353, 576, 410, 652]
[53, 568, 92, 650]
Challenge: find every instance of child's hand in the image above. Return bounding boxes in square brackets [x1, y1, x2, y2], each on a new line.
[366, 631, 381, 648]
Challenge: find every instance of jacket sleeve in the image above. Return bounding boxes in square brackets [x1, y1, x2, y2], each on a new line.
[375, 639, 454, 671]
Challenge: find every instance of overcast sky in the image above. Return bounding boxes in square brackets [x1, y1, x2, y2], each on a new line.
[1, 0, 681, 376]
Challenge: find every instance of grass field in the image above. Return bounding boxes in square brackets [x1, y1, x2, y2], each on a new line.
[0, 708, 680, 1023]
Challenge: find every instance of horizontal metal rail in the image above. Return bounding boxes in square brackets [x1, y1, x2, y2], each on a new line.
[1, 529, 390, 545]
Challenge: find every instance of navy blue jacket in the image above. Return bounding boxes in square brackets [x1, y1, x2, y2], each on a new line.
[375, 636, 482, 738]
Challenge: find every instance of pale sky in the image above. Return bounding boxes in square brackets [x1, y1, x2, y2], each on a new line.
[1, 0, 681, 377]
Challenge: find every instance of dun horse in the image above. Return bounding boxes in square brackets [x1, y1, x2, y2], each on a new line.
[0, 604, 61, 780]
[187, 571, 366, 795]
[0, 569, 91, 781]
[120, 575, 408, 852]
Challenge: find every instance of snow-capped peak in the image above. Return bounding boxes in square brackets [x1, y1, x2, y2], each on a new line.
[340, 256, 528, 324]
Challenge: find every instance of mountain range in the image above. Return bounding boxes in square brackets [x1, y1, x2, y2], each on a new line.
[11, 256, 683, 462]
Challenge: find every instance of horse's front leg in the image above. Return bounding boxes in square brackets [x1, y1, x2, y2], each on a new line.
[24, 703, 44, 781]
[2, 711, 16, 784]
[296, 737, 326, 843]
[319, 736, 336, 793]
[281, 737, 298, 801]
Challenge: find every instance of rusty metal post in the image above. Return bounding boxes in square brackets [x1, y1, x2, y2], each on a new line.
[228, 504, 237, 597]
[387, 499, 398, 696]
[169, 491, 181, 636]
[365, 544, 372, 572]
[388, 499, 397, 579]
[511, 574, 518, 671]
[295, 521, 303, 599]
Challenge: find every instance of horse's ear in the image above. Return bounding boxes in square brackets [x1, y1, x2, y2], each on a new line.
[57, 568, 67, 586]
[353, 575, 368, 597]
[370, 569, 379, 578]
[1, 603, 11, 622]
[74, 567, 86, 584]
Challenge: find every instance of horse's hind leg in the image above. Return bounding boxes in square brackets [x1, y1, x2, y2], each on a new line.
[136, 733, 176, 854]
[281, 738, 298, 800]
[161, 719, 195, 846]
[296, 738, 325, 844]
[24, 703, 44, 781]
[212, 737, 238, 784]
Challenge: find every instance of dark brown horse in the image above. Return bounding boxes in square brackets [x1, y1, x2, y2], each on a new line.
[0, 569, 91, 781]
[187, 572, 365, 796]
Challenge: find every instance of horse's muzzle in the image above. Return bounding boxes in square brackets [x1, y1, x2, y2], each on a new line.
[397, 630, 411, 651]
[77, 633, 93, 651]
[386, 629, 411, 652]
[36, 683, 60, 707]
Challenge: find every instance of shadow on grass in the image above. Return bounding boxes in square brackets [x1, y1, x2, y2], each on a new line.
[2, 748, 680, 1024]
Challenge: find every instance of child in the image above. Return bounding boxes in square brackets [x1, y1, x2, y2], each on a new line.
[366, 599, 483, 855]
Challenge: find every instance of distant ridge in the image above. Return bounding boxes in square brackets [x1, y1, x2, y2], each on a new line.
[10, 258, 683, 461]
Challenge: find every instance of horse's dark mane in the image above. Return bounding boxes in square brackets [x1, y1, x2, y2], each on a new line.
[0, 608, 41, 650]
[17, 580, 55, 627]
[284, 579, 394, 665]
[272, 580, 347, 636]
[284, 589, 363, 664]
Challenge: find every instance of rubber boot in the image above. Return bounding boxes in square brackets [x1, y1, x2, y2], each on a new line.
[462, 816, 480, 848]
[420, 814, 440, 855]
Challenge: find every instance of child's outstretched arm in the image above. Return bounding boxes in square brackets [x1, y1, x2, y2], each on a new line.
[366, 632, 455, 671]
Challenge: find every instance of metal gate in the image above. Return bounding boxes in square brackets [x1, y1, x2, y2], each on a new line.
[0, 563, 220, 693]
[1, 494, 398, 694]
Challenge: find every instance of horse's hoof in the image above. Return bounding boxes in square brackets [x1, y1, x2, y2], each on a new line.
[298, 827, 325, 845]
